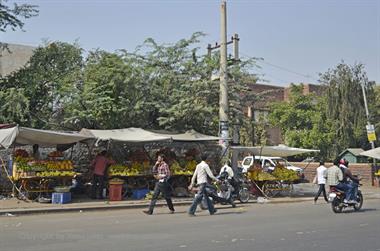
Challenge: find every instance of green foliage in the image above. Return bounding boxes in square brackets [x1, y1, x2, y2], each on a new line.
[0, 1, 38, 50]
[0, 87, 29, 123]
[269, 84, 334, 159]
[1, 32, 259, 139]
[269, 63, 376, 160]
[1, 42, 83, 128]
[320, 62, 374, 155]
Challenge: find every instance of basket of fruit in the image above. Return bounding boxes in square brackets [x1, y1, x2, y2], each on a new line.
[54, 186, 71, 193]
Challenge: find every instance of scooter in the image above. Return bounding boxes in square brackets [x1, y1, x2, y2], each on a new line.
[217, 171, 250, 203]
[199, 182, 235, 210]
[328, 184, 363, 213]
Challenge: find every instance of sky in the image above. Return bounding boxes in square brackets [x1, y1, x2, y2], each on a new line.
[2, 0, 380, 86]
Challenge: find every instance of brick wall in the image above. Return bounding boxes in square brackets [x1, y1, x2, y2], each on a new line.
[290, 162, 374, 186]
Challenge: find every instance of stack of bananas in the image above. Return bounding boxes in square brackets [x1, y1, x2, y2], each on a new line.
[248, 168, 277, 181]
[171, 161, 193, 175]
[272, 166, 299, 181]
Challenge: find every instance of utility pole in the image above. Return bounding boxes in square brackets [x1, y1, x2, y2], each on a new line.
[207, 2, 240, 148]
[219, 1, 228, 148]
[361, 81, 377, 185]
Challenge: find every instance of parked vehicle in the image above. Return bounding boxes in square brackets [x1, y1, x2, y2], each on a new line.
[217, 170, 250, 203]
[241, 156, 304, 180]
[328, 185, 363, 213]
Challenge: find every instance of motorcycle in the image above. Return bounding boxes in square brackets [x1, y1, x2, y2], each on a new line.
[217, 171, 250, 204]
[198, 173, 250, 210]
[328, 184, 363, 213]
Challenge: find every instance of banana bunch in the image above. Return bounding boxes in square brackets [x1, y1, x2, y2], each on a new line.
[46, 160, 73, 171]
[36, 171, 76, 177]
[171, 161, 192, 175]
[108, 164, 141, 176]
[272, 167, 299, 181]
[248, 169, 276, 181]
[185, 160, 197, 172]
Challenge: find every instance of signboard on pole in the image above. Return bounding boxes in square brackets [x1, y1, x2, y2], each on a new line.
[366, 124, 377, 142]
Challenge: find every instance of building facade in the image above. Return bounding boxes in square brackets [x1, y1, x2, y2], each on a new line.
[0, 43, 35, 77]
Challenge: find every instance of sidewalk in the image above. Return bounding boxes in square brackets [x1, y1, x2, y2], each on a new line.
[1, 184, 379, 216]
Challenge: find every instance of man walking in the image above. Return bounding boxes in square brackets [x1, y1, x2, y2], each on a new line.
[143, 154, 175, 215]
[188, 154, 219, 216]
[314, 161, 328, 203]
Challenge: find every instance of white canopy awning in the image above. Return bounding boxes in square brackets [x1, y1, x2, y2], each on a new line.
[0, 126, 93, 149]
[151, 129, 220, 142]
[0, 126, 18, 149]
[230, 144, 320, 157]
[80, 128, 172, 143]
[359, 147, 380, 160]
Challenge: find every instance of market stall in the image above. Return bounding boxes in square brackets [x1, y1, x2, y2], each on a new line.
[0, 126, 93, 200]
[80, 128, 221, 200]
[230, 145, 320, 198]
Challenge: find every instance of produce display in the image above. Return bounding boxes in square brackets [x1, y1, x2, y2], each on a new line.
[14, 150, 76, 178]
[108, 162, 149, 176]
[248, 168, 277, 181]
[171, 161, 193, 175]
[247, 165, 299, 181]
[271, 166, 299, 181]
[108, 159, 194, 177]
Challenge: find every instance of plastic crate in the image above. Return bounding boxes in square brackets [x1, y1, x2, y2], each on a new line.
[109, 184, 123, 201]
[52, 192, 71, 204]
[132, 188, 149, 200]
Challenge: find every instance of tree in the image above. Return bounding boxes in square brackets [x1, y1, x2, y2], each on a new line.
[268, 84, 334, 159]
[0, 0, 39, 50]
[320, 62, 375, 155]
[2, 42, 83, 128]
[0, 87, 29, 123]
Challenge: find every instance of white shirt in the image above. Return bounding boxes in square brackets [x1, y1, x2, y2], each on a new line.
[316, 165, 327, 184]
[219, 164, 234, 179]
[191, 161, 218, 185]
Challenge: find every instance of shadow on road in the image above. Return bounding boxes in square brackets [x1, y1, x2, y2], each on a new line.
[341, 208, 377, 214]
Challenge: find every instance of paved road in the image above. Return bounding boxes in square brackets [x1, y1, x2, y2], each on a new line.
[1, 199, 379, 251]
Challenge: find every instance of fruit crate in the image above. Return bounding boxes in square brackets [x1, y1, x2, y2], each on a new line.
[52, 192, 71, 204]
[132, 188, 149, 200]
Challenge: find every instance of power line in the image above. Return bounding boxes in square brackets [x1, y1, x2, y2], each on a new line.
[240, 51, 320, 83]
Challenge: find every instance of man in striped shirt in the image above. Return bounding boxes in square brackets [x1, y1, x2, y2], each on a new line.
[143, 154, 175, 215]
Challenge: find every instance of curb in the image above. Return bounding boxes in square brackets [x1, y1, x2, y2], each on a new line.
[1, 195, 378, 216]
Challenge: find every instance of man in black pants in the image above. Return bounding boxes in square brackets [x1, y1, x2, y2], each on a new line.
[143, 154, 175, 215]
[314, 161, 328, 203]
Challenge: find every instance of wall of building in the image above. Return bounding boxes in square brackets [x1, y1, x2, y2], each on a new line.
[0, 43, 35, 77]
[291, 162, 375, 186]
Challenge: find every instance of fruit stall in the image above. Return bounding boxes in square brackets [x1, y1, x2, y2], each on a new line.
[80, 128, 221, 200]
[247, 165, 300, 198]
[0, 126, 93, 201]
[12, 149, 78, 200]
[106, 147, 198, 199]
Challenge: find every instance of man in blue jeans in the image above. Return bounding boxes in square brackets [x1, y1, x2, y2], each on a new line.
[188, 154, 219, 216]
[324, 159, 351, 203]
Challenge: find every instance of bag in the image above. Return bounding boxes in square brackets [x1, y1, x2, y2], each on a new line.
[312, 175, 318, 184]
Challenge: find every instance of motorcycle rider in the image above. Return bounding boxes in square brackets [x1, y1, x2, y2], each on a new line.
[324, 159, 351, 203]
[339, 159, 360, 203]
[219, 160, 234, 180]
[217, 160, 236, 208]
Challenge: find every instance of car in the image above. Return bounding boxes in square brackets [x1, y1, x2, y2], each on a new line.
[241, 156, 304, 179]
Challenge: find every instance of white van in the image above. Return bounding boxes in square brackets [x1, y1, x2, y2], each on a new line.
[241, 156, 304, 177]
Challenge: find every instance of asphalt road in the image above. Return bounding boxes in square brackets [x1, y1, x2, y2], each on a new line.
[1, 199, 379, 251]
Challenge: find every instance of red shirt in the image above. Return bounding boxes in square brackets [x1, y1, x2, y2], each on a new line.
[91, 155, 115, 176]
